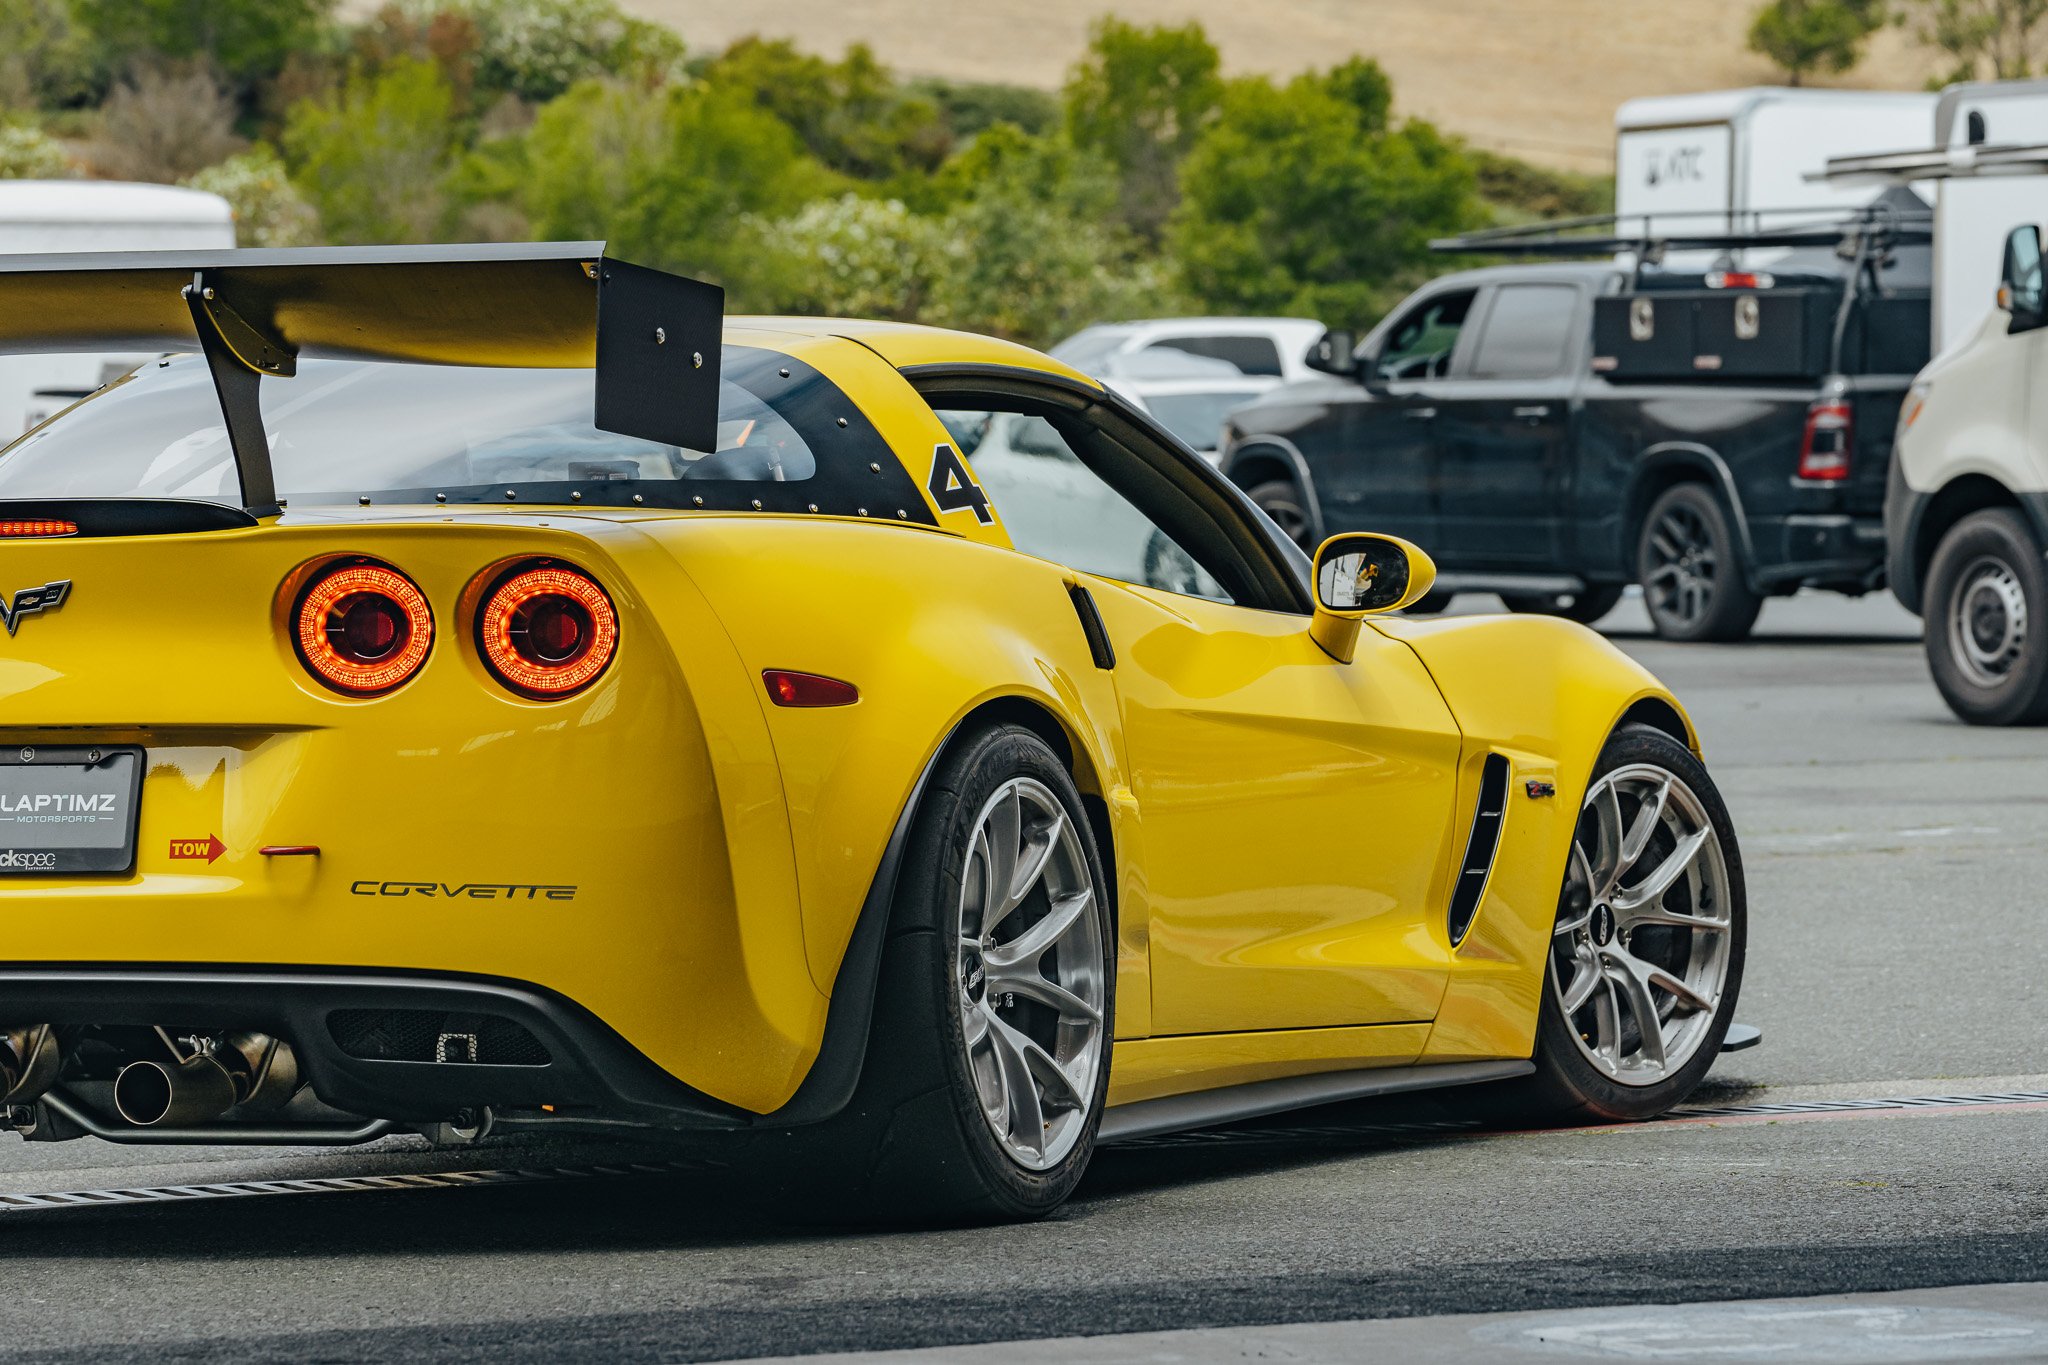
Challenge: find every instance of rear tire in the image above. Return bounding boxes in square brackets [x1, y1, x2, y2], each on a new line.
[1502, 586, 1623, 626]
[1507, 724, 1746, 1124]
[794, 725, 1114, 1223]
[1637, 484, 1762, 642]
[1923, 508, 2048, 725]
[1246, 478, 1316, 553]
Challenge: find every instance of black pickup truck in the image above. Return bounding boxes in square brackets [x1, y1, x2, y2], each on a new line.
[1217, 212, 1932, 640]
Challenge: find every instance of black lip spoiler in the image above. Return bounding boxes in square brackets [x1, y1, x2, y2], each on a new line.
[0, 243, 725, 516]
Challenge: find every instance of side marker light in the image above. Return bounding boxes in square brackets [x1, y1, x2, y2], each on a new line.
[763, 670, 859, 707]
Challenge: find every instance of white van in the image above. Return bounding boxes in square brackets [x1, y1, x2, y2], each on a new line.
[0, 181, 236, 437]
[1886, 222, 2048, 724]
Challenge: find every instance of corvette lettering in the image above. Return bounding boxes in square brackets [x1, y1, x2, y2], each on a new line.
[350, 881, 577, 900]
[0, 580, 71, 637]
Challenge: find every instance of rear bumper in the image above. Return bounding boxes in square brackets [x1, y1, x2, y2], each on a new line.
[0, 965, 750, 1130]
[1748, 512, 1887, 592]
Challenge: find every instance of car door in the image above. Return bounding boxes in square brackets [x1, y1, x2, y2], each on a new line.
[1432, 281, 1583, 567]
[1314, 287, 1478, 551]
[929, 386, 1464, 1037]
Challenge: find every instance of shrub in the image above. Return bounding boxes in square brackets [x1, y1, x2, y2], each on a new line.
[282, 57, 459, 243]
[89, 62, 246, 183]
[184, 146, 320, 245]
[0, 123, 72, 179]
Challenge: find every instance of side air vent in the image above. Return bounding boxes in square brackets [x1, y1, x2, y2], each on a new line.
[1448, 754, 1511, 947]
[1067, 583, 1116, 670]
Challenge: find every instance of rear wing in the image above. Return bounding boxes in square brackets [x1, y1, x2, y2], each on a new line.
[0, 243, 724, 514]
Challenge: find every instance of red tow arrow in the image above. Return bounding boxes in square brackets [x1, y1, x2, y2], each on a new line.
[168, 835, 227, 864]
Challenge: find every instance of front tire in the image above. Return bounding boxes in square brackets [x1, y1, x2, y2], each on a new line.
[1923, 508, 2048, 725]
[812, 725, 1114, 1222]
[1516, 724, 1746, 1123]
[1246, 478, 1316, 553]
[1638, 484, 1762, 642]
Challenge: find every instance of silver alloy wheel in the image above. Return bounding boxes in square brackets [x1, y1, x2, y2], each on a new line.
[1551, 763, 1734, 1086]
[1949, 554, 2028, 686]
[1644, 503, 1717, 629]
[955, 777, 1106, 1171]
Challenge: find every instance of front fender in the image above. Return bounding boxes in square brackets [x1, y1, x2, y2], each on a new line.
[1371, 611, 1701, 1063]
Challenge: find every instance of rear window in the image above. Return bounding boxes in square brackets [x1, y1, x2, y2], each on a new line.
[1145, 336, 1283, 377]
[0, 344, 927, 519]
[1470, 285, 1580, 380]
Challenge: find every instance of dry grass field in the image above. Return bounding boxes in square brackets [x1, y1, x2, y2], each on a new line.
[622, 0, 1938, 172]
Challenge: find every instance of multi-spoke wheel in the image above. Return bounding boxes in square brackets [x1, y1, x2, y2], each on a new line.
[1923, 509, 2048, 725]
[1637, 484, 1761, 642]
[802, 724, 1113, 1223]
[1515, 723, 1745, 1123]
[956, 777, 1107, 1171]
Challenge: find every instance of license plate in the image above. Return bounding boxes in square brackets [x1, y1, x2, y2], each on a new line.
[0, 746, 143, 875]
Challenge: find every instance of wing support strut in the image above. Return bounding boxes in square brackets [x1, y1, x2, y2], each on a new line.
[182, 271, 292, 516]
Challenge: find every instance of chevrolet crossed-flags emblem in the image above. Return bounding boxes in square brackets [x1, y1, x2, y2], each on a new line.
[0, 581, 70, 636]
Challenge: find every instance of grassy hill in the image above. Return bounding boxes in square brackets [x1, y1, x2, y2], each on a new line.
[622, 0, 1935, 172]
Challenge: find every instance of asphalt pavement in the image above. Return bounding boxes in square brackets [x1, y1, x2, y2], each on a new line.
[2, 589, 2046, 1363]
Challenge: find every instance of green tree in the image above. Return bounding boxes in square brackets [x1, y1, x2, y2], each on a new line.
[522, 77, 840, 303]
[1169, 68, 1481, 327]
[0, 0, 96, 111]
[185, 146, 321, 245]
[282, 57, 460, 243]
[1747, 0, 1886, 84]
[1902, 0, 2048, 79]
[0, 122, 73, 178]
[1062, 17, 1224, 240]
[701, 38, 950, 181]
[70, 0, 336, 101]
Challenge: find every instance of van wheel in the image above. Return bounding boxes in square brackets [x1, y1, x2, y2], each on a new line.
[1246, 479, 1316, 553]
[1924, 508, 2048, 725]
[1638, 485, 1762, 642]
[795, 725, 1114, 1223]
[1502, 586, 1623, 626]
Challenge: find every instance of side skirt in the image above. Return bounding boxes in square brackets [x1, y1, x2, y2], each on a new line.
[1096, 1059, 1535, 1144]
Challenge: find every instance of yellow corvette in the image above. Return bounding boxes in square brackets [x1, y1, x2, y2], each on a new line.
[0, 246, 1745, 1220]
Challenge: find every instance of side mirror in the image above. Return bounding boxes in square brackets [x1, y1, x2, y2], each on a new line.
[1309, 532, 1438, 663]
[1305, 329, 1361, 378]
[2001, 224, 2045, 333]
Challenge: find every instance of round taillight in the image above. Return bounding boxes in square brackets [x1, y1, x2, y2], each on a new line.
[476, 563, 617, 699]
[293, 562, 434, 697]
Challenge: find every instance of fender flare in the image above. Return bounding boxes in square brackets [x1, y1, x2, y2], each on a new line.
[1628, 443, 1764, 594]
[1222, 435, 1326, 548]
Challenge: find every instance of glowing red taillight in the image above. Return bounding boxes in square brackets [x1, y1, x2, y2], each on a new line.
[1705, 270, 1774, 290]
[1798, 400, 1853, 482]
[476, 563, 617, 699]
[763, 670, 860, 707]
[0, 520, 77, 538]
[293, 562, 434, 697]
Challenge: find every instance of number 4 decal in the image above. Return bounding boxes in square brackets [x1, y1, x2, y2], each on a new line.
[928, 443, 993, 524]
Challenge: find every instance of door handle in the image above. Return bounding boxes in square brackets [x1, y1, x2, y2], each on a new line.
[1404, 407, 1437, 420]
[1513, 405, 1552, 419]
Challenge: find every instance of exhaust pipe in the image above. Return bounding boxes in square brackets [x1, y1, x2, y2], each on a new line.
[0, 1025, 58, 1105]
[114, 1032, 300, 1128]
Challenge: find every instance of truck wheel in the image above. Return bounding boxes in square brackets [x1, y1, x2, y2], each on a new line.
[1637, 485, 1762, 642]
[1923, 508, 2048, 725]
[1246, 479, 1316, 553]
[1502, 586, 1623, 626]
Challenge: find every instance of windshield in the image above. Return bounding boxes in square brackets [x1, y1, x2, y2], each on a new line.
[0, 343, 924, 518]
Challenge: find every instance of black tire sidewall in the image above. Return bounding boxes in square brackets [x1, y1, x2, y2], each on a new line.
[1637, 484, 1762, 642]
[850, 724, 1114, 1220]
[1923, 508, 2048, 726]
[1525, 723, 1747, 1122]
[1245, 479, 1316, 553]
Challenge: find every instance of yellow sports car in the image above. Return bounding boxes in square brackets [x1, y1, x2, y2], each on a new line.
[0, 246, 1745, 1220]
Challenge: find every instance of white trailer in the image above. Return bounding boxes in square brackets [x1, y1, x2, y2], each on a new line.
[0, 181, 236, 438]
[1615, 88, 1939, 242]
